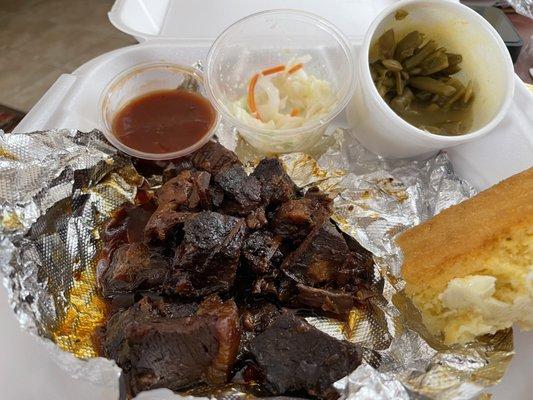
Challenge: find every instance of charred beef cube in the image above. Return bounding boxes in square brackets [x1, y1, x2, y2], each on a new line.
[156, 169, 211, 209]
[162, 158, 195, 183]
[103, 202, 156, 255]
[237, 302, 281, 362]
[171, 211, 246, 297]
[144, 208, 195, 243]
[245, 207, 268, 229]
[103, 296, 240, 396]
[273, 188, 332, 241]
[250, 267, 297, 300]
[293, 284, 357, 318]
[144, 169, 211, 242]
[196, 296, 242, 383]
[213, 163, 262, 215]
[344, 233, 374, 282]
[282, 221, 358, 287]
[251, 158, 297, 205]
[98, 243, 170, 298]
[249, 310, 362, 398]
[189, 141, 241, 175]
[241, 302, 280, 334]
[242, 231, 282, 274]
[281, 221, 372, 318]
[252, 272, 283, 298]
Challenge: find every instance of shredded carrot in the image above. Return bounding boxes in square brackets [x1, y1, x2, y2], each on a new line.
[247, 73, 260, 117]
[287, 63, 303, 74]
[261, 64, 285, 76]
[247, 61, 306, 120]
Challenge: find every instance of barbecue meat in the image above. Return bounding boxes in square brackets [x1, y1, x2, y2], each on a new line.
[245, 207, 268, 229]
[241, 302, 280, 334]
[157, 169, 211, 208]
[99, 141, 375, 399]
[103, 296, 240, 396]
[171, 211, 246, 297]
[242, 231, 282, 274]
[273, 188, 332, 241]
[344, 233, 375, 282]
[280, 221, 372, 318]
[189, 141, 241, 175]
[162, 158, 195, 183]
[144, 169, 211, 242]
[144, 208, 194, 243]
[282, 221, 357, 287]
[293, 284, 357, 318]
[197, 296, 242, 383]
[249, 310, 362, 398]
[103, 202, 156, 255]
[98, 243, 170, 298]
[214, 163, 262, 215]
[251, 158, 297, 205]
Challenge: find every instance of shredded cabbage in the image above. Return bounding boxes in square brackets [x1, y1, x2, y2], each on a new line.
[230, 55, 337, 130]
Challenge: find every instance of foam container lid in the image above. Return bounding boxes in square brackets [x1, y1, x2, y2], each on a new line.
[9, 3, 533, 397]
[107, 0, 395, 44]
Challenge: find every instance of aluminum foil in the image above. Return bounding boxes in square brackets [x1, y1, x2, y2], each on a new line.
[495, 0, 533, 19]
[0, 128, 514, 400]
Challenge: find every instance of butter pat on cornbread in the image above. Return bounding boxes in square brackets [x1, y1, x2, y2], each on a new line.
[398, 168, 533, 344]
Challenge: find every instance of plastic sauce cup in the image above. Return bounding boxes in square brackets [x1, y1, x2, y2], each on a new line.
[99, 62, 221, 160]
[346, 0, 515, 159]
[205, 9, 355, 154]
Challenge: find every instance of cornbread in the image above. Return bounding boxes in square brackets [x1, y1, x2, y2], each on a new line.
[398, 168, 533, 344]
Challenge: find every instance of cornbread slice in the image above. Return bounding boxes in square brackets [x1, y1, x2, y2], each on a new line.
[398, 168, 533, 344]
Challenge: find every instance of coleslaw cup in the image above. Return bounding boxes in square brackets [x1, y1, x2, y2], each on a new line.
[205, 10, 355, 153]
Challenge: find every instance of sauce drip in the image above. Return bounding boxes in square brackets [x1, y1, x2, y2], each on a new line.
[112, 89, 216, 154]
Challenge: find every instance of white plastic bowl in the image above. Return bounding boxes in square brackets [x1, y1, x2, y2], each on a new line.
[346, 0, 515, 159]
[99, 62, 220, 160]
[205, 9, 355, 154]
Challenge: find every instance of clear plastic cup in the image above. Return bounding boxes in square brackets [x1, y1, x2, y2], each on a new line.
[205, 10, 355, 154]
[99, 62, 221, 160]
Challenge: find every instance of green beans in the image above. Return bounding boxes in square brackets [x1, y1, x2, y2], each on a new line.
[443, 86, 466, 108]
[403, 40, 437, 70]
[409, 77, 456, 96]
[378, 29, 396, 59]
[426, 103, 440, 112]
[390, 88, 414, 112]
[395, 71, 404, 95]
[446, 53, 463, 66]
[420, 50, 449, 75]
[463, 80, 473, 103]
[370, 28, 475, 136]
[440, 64, 462, 76]
[382, 59, 403, 71]
[395, 9, 408, 20]
[395, 31, 424, 61]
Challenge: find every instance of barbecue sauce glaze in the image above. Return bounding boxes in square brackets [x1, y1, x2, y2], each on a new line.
[112, 90, 216, 154]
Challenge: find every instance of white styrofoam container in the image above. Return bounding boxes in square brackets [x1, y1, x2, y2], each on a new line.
[6, 1, 533, 399]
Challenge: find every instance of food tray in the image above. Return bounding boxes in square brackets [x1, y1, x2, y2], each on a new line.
[3, 0, 533, 399]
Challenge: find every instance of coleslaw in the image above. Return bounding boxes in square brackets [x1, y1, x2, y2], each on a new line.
[230, 55, 338, 131]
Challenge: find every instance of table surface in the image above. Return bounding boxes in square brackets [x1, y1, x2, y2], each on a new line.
[507, 11, 533, 84]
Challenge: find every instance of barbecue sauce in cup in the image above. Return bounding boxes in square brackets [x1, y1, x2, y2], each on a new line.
[112, 89, 217, 154]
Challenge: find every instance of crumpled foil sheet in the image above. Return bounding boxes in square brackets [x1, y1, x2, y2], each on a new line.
[0, 128, 514, 400]
[495, 0, 533, 19]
